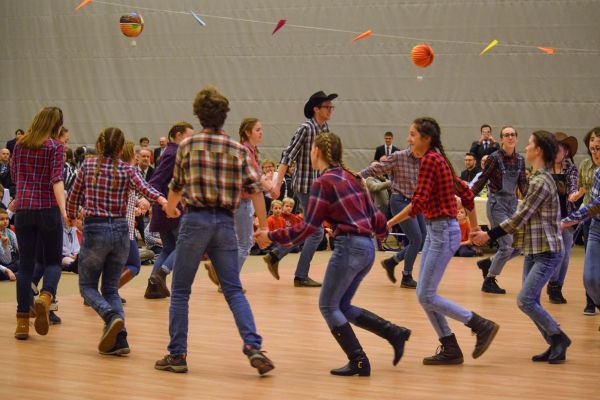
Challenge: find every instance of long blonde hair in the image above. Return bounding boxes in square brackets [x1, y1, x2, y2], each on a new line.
[93, 127, 125, 189]
[19, 107, 63, 149]
[120, 141, 135, 164]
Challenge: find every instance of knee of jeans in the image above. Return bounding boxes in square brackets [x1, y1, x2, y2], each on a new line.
[319, 303, 337, 319]
[417, 290, 435, 309]
[517, 296, 533, 312]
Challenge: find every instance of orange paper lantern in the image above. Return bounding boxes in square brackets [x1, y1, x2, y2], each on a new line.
[411, 44, 434, 68]
[120, 12, 144, 38]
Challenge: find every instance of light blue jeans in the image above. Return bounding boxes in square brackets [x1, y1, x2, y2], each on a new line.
[389, 193, 426, 274]
[152, 226, 179, 274]
[234, 198, 254, 271]
[78, 219, 129, 324]
[319, 235, 375, 329]
[583, 219, 600, 306]
[417, 219, 472, 338]
[167, 208, 262, 355]
[549, 227, 573, 285]
[272, 192, 323, 279]
[487, 194, 521, 276]
[519, 251, 563, 341]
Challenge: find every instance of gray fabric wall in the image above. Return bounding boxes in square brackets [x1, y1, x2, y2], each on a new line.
[1, 0, 599, 170]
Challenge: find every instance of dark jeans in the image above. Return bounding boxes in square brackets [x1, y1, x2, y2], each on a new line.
[389, 193, 426, 274]
[151, 227, 179, 274]
[14, 208, 63, 313]
[125, 239, 141, 276]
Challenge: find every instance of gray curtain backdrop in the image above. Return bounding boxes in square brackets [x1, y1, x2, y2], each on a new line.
[1, 0, 599, 170]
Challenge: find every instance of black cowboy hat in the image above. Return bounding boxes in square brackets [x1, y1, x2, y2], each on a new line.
[304, 91, 338, 119]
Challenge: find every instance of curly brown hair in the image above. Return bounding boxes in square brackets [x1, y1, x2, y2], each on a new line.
[192, 86, 230, 130]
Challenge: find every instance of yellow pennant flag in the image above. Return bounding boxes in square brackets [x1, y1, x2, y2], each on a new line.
[480, 39, 498, 56]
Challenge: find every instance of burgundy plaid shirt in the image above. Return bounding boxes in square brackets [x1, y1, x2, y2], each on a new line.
[411, 149, 474, 219]
[67, 157, 161, 219]
[268, 167, 388, 248]
[11, 138, 64, 210]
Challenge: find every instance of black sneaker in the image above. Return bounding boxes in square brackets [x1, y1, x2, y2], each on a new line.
[481, 277, 506, 294]
[583, 303, 597, 316]
[381, 257, 398, 283]
[100, 331, 130, 356]
[263, 252, 280, 280]
[400, 274, 417, 289]
[49, 311, 61, 325]
[294, 277, 322, 287]
[244, 346, 275, 375]
[477, 258, 492, 278]
[98, 314, 124, 353]
[155, 354, 188, 373]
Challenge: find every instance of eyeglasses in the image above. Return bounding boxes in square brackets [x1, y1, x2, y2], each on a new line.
[590, 147, 600, 153]
[319, 105, 335, 111]
[502, 133, 517, 138]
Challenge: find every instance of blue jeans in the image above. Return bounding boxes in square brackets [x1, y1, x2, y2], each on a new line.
[319, 235, 375, 329]
[487, 194, 521, 276]
[152, 226, 179, 274]
[125, 239, 141, 276]
[32, 237, 63, 297]
[14, 208, 63, 313]
[168, 208, 262, 355]
[78, 219, 130, 323]
[417, 219, 472, 338]
[550, 227, 573, 285]
[518, 251, 563, 340]
[272, 192, 323, 279]
[389, 194, 426, 274]
[234, 198, 254, 271]
[583, 219, 600, 306]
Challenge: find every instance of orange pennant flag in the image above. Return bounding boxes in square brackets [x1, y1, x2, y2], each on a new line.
[538, 47, 556, 54]
[75, 0, 93, 10]
[352, 30, 372, 42]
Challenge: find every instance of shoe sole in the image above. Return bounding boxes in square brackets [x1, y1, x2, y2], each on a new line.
[400, 283, 417, 289]
[264, 255, 280, 280]
[100, 347, 131, 356]
[423, 357, 464, 365]
[473, 323, 500, 359]
[33, 299, 50, 335]
[98, 318, 124, 353]
[583, 310, 597, 316]
[155, 364, 188, 373]
[249, 357, 275, 375]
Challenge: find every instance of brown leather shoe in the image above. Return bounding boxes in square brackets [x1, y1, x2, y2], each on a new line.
[15, 313, 30, 340]
[34, 291, 52, 335]
[294, 277, 322, 287]
[149, 269, 171, 297]
[263, 252, 280, 280]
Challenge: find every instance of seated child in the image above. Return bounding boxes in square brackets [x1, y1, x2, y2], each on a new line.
[62, 220, 80, 272]
[281, 197, 303, 228]
[0, 208, 17, 281]
[455, 205, 482, 257]
[267, 200, 285, 231]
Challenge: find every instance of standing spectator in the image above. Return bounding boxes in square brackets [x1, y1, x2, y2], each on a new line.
[63, 148, 78, 192]
[137, 149, 154, 181]
[460, 152, 480, 183]
[268, 90, 338, 287]
[374, 131, 400, 162]
[12, 107, 66, 340]
[470, 124, 500, 163]
[139, 136, 155, 165]
[6, 129, 24, 156]
[154, 136, 168, 166]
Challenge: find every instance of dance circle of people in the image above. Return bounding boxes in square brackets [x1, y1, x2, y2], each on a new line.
[5, 86, 600, 377]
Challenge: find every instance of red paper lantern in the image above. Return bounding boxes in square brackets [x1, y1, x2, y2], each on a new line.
[411, 44, 434, 68]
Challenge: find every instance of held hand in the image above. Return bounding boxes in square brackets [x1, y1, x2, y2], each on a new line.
[6, 269, 16, 281]
[270, 185, 281, 200]
[379, 155, 387, 162]
[560, 220, 577, 231]
[470, 231, 489, 247]
[163, 203, 181, 219]
[567, 193, 579, 203]
[254, 229, 271, 249]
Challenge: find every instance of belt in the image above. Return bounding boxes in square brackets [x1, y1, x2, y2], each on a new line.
[84, 216, 126, 224]
[336, 232, 374, 239]
[186, 205, 233, 216]
[426, 216, 453, 223]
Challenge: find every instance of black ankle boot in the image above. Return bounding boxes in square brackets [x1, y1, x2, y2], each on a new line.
[330, 323, 370, 376]
[532, 347, 551, 362]
[548, 331, 571, 364]
[547, 282, 567, 304]
[423, 334, 464, 365]
[465, 312, 499, 358]
[354, 309, 411, 365]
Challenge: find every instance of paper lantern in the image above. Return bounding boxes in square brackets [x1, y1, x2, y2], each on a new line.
[120, 12, 144, 38]
[411, 44, 434, 68]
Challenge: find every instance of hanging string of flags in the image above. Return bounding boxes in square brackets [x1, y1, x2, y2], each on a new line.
[76, 0, 598, 68]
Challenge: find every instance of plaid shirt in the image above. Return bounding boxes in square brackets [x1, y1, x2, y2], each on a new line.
[498, 168, 562, 254]
[411, 149, 474, 219]
[279, 118, 329, 194]
[564, 167, 600, 223]
[126, 190, 137, 240]
[471, 149, 528, 196]
[169, 132, 262, 210]
[11, 138, 64, 210]
[268, 167, 388, 248]
[360, 148, 419, 198]
[552, 159, 578, 216]
[577, 158, 597, 205]
[67, 157, 161, 219]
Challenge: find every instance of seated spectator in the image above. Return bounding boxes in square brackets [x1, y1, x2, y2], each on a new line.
[62, 221, 80, 273]
[0, 209, 18, 281]
[261, 159, 277, 211]
[144, 224, 163, 254]
[0, 184, 7, 210]
[460, 152, 480, 183]
[455, 205, 482, 257]
[281, 197, 303, 227]
[365, 166, 391, 215]
[469, 154, 489, 195]
[267, 200, 285, 231]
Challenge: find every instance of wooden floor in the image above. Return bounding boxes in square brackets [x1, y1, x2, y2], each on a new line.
[0, 248, 598, 400]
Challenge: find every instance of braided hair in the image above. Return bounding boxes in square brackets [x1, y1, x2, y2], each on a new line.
[93, 127, 125, 189]
[313, 132, 363, 187]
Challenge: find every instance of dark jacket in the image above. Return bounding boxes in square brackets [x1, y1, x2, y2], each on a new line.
[374, 144, 400, 162]
[469, 141, 499, 163]
[148, 143, 180, 232]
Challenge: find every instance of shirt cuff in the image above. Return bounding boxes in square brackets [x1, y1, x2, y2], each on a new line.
[488, 226, 508, 241]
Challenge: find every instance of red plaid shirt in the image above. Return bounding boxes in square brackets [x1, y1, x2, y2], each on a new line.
[66, 157, 161, 219]
[268, 167, 388, 248]
[11, 138, 64, 210]
[411, 149, 474, 219]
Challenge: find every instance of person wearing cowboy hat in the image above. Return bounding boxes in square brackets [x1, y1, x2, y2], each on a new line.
[471, 126, 529, 294]
[546, 132, 579, 304]
[264, 91, 337, 287]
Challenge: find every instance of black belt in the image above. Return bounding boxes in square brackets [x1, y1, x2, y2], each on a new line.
[426, 216, 453, 223]
[336, 232, 374, 239]
[186, 206, 233, 216]
[84, 216, 126, 224]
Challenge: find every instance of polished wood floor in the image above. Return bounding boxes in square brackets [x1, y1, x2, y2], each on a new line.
[0, 248, 598, 400]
